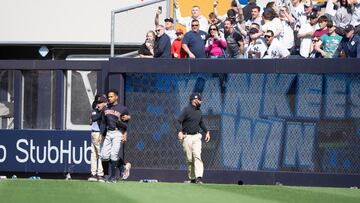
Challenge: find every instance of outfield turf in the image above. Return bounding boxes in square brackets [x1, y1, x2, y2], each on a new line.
[0, 179, 359, 203]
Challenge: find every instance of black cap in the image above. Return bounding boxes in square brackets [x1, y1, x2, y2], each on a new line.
[227, 9, 236, 18]
[164, 17, 174, 23]
[344, 24, 354, 33]
[249, 28, 259, 34]
[308, 11, 317, 19]
[189, 93, 202, 101]
[97, 95, 107, 103]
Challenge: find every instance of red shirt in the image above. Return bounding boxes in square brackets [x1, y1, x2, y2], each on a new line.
[171, 39, 187, 58]
[313, 27, 328, 38]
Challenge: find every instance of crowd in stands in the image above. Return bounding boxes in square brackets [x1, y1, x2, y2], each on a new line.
[138, 0, 360, 59]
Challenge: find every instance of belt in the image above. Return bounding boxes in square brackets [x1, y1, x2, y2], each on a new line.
[107, 128, 118, 131]
[91, 130, 100, 132]
[183, 132, 199, 135]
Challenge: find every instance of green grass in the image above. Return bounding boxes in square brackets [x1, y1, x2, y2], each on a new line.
[0, 179, 359, 203]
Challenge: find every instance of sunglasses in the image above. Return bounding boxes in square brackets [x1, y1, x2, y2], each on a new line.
[264, 35, 272, 39]
[191, 24, 199, 27]
[156, 29, 162, 32]
[210, 28, 217, 30]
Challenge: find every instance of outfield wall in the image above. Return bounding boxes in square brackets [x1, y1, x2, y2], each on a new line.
[1, 59, 360, 187]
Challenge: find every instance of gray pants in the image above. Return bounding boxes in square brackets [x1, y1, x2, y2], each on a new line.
[100, 130, 122, 162]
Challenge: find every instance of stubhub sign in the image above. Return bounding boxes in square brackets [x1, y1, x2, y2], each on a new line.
[0, 130, 91, 173]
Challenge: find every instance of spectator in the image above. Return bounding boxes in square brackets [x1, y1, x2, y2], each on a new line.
[205, 24, 227, 58]
[174, 0, 208, 32]
[154, 8, 176, 43]
[208, 12, 224, 31]
[333, 0, 353, 36]
[182, 19, 208, 58]
[262, 9, 283, 39]
[339, 24, 360, 57]
[171, 29, 187, 58]
[348, 0, 360, 34]
[138, 31, 155, 58]
[224, 18, 244, 58]
[290, 0, 307, 29]
[243, 0, 258, 22]
[304, 0, 314, 16]
[324, 0, 337, 20]
[245, 6, 263, 31]
[315, 20, 343, 58]
[313, 15, 329, 38]
[298, 12, 319, 58]
[213, 0, 243, 22]
[263, 30, 290, 58]
[245, 28, 268, 58]
[279, 6, 295, 51]
[154, 25, 172, 58]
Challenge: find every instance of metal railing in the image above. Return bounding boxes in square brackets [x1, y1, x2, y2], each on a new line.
[110, 0, 168, 57]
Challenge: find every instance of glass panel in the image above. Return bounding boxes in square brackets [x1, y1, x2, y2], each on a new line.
[22, 70, 56, 129]
[65, 70, 97, 130]
[0, 70, 14, 129]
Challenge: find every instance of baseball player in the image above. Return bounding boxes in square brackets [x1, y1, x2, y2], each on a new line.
[177, 93, 210, 184]
[100, 89, 130, 182]
[88, 94, 107, 182]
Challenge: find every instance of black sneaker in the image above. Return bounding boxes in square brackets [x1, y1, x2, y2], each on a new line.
[88, 175, 98, 182]
[97, 176, 106, 183]
[196, 177, 203, 184]
[184, 179, 196, 184]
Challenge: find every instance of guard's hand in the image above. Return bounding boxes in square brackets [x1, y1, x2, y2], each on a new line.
[178, 132, 184, 140]
[204, 132, 211, 142]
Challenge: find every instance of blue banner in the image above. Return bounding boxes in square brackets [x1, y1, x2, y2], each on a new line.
[0, 130, 91, 173]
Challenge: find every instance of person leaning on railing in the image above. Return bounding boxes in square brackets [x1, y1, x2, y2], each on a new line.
[138, 30, 156, 58]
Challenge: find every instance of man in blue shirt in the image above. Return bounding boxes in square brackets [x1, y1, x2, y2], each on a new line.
[339, 24, 360, 58]
[154, 25, 172, 58]
[182, 19, 207, 58]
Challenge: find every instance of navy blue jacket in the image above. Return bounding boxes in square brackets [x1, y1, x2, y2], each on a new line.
[154, 34, 172, 58]
[340, 34, 360, 58]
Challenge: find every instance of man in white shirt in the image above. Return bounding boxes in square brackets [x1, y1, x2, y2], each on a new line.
[290, 0, 307, 30]
[298, 11, 319, 57]
[263, 30, 290, 58]
[155, 8, 176, 43]
[174, 0, 208, 32]
[349, 0, 360, 34]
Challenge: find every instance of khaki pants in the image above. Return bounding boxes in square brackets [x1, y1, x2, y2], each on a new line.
[181, 133, 203, 180]
[91, 132, 103, 176]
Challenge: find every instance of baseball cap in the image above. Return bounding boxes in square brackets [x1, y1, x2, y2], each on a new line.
[164, 17, 174, 23]
[344, 24, 354, 33]
[97, 95, 108, 103]
[176, 28, 183, 34]
[189, 93, 202, 101]
[249, 28, 259, 34]
[308, 11, 317, 19]
[227, 9, 236, 18]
